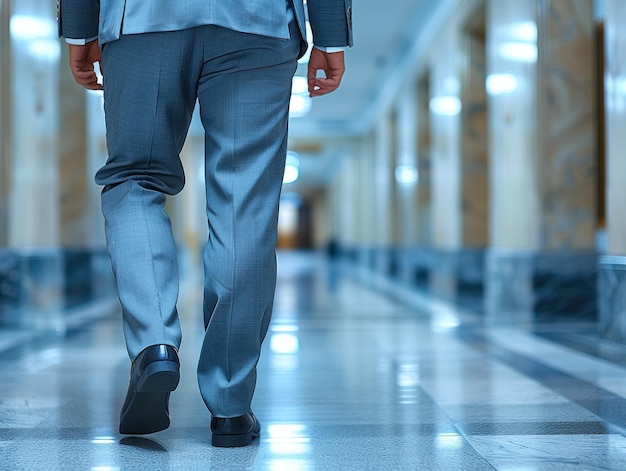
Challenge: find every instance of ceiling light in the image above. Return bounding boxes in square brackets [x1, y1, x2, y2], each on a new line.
[499, 41, 537, 62]
[395, 165, 418, 185]
[510, 21, 538, 42]
[10, 15, 56, 40]
[486, 73, 518, 95]
[429, 96, 461, 116]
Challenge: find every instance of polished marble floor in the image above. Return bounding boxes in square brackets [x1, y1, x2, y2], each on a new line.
[2, 251, 626, 469]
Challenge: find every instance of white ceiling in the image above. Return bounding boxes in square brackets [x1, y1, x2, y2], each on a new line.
[286, 0, 445, 194]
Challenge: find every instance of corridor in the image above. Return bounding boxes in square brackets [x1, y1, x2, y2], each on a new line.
[2, 251, 626, 470]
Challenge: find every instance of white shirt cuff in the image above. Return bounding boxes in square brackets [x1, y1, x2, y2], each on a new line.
[65, 36, 98, 45]
[313, 46, 346, 53]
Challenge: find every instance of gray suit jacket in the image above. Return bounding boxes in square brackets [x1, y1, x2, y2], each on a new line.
[58, 0, 352, 54]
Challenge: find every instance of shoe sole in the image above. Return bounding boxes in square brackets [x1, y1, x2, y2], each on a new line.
[119, 360, 180, 435]
[212, 429, 260, 447]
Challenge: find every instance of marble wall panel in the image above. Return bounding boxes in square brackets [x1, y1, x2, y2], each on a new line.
[5, 250, 64, 329]
[599, 256, 626, 343]
[463, 170, 488, 247]
[428, 249, 459, 300]
[485, 249, 596, 324]
[428, 248, 485, 302]
[532, 250, 596, 321]
[485, 249, 535, 324]
[0, 248, 115, 326]
[538, 0, 597, 250]
[461, 28, 489, 248]
[0, 249, 19, 322]
[355, 247, 376, 272]
[485, 0, 597, 323]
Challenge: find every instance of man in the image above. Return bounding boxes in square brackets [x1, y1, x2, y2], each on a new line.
[58, 0, 352, 447]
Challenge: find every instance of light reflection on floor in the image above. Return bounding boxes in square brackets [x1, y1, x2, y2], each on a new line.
[1, 251, 626, 469]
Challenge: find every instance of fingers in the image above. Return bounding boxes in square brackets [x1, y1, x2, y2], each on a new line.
[308, 70, 343, 97]
[70, 59, 103, 90]
[310, 67, 343, 96]
[307, 61, 321, 96]
[309, 77, 340, 97]
[72, 70, 103, 90]
[68, 42, 103, 91]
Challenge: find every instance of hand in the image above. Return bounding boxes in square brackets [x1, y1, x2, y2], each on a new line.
[69, 41, 103, 90]
[307, 48, 345, 97]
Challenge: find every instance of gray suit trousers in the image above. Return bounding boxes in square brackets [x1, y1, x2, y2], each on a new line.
[97, 14, 301, 417]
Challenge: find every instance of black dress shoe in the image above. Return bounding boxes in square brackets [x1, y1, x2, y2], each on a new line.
[119, 344, 180, 435]
[211, 412, 261, 447]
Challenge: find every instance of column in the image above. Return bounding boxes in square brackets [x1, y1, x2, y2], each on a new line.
[486, 0, 597, 323]
[394, 85, 419, 282]
[325, 145, 352, 259]
[416, 75, 432, 247]
[340, 143, 360, 260]
[413, 74, 433, 287]
[600, 0, 626, 342]
[428, 18, 462, 299]
[373, 112, 394, 274]
[0, 0, 11, 247]
[536, 0, 596, 321]
[356, 132, 377, 268]
[9, 1, 61, 248]
[329, 151, 342, 255]
[7, 0, 64, 327]
[58, 44, 88, 247]
[459, 4, 489, 298]
[4, 0, 117, 325]
[0, 0, 14, 319]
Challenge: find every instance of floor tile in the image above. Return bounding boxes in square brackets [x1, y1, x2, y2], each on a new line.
[2, 251, 626, 470]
